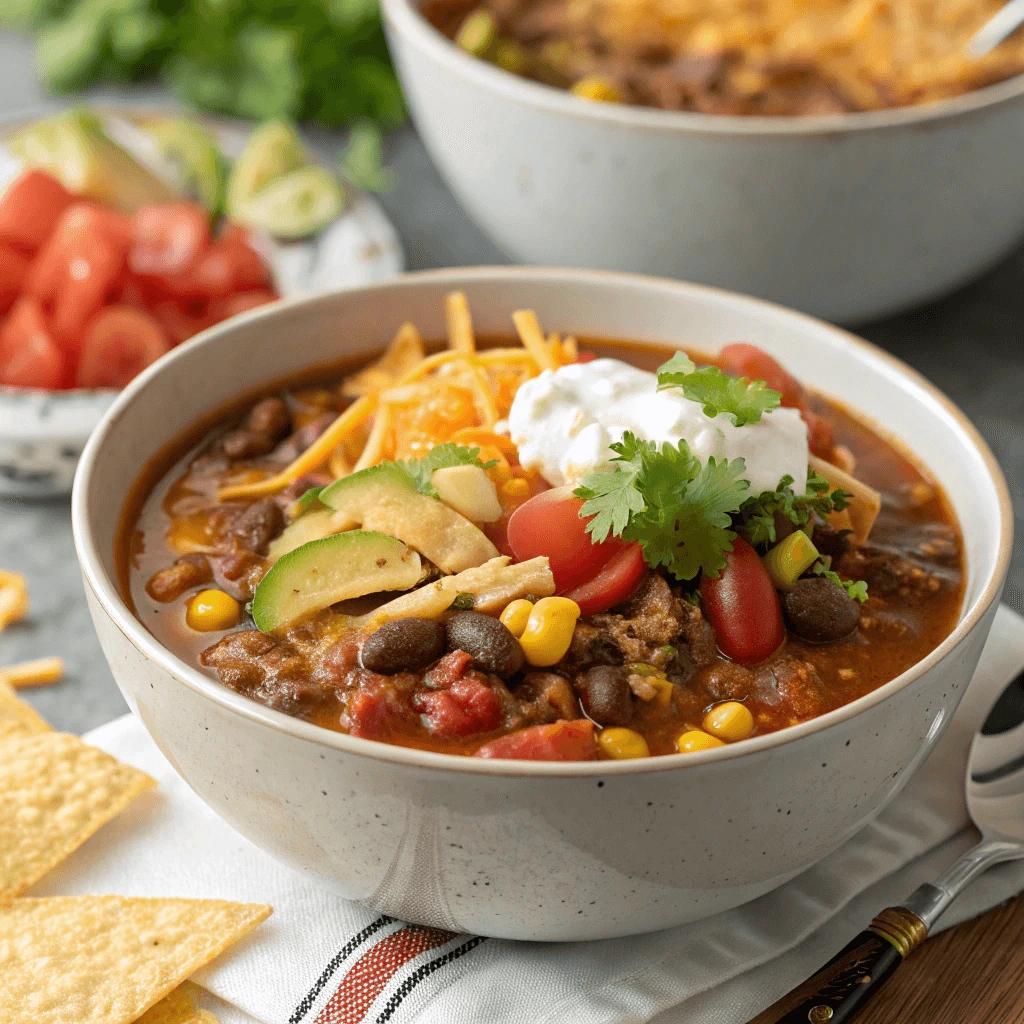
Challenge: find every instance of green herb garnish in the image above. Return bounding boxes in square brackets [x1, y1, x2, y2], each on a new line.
[574, 431, 750, 581]
[812, 561, 869, 602]
[736, 469, 852, 547]
[396, 442, 497, 499]
[451, 592, 476, 610]
[656, 352, 781, 427]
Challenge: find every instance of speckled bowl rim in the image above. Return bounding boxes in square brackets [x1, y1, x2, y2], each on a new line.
[383, 0, 1024, 137]
[72, 266, 1014, 778]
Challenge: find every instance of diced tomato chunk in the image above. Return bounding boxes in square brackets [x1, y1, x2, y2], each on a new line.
[156, 234, 270, 301]
[27, 203, 131, 349]
[0, 243, 30, 315]
[718, 343, 804, 409]
[0, 170, 75, 254]
[474, 720, 598, 761]
[130, 203, 211, 276]
[207, 290, 277, 321]
[147, 300, 214, 347]
[0, 297, 64, 388]
[75, 305, 169, 389]
[414, 677, 503, 737]
[344, 678, 411, 740]
[801, 403, 835, 459]
[575, 350, 597, 363]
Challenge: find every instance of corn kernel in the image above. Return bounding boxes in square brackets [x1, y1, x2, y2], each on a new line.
[703, 701, 755, 743]
[599, 727, 650, 760]
[500, 599, 534, 638]
[500, 478, 530, 500]
[677, 729, 726, 753]
[518, 597, 581, 667]
[186, 589, 241, 632]
[571, 75, 624, 103]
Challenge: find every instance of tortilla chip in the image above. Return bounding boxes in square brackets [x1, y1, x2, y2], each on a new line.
[0, 732, 156, 901]
[0, 678, 50, 742]
[135, 983, 219, 1024]
[341, 321, 424, 397]
[0, 895, 271, 1024]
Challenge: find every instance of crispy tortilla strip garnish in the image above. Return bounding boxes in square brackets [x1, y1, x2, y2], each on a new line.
[0, 571, 29, 631]
[0, 680, 50, 743]
[218, 394, 378, 500]
[341, 322, 424, 398]
[513, 310, 558, 372]
[352, 403, 393, 471]
[135, 982, 218, 1024]
[364, 555, 555, 625]
[445, 291, 475, 354]
[809, 454, 881, 546]
[0, 895, 271, 1024]
[2, 657, 64, 689]
[0, 732, 156, 901]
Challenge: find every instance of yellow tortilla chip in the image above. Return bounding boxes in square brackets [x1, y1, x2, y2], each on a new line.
[0, 678, 50, 742]
[341, 321, 425, 397]
[135, 982, 219, 1024]
[0, 895, 271, 1024]
[0, 732, 156, 901]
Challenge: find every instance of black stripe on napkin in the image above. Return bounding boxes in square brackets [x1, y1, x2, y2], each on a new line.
[374, 936, 488, 1023]
[290, 915, 395, 1023]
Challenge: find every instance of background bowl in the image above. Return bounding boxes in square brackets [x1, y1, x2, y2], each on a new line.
[0, 106, 403, 500]
[382, 0, 1024, 324]
[73, 267, 1011, 941]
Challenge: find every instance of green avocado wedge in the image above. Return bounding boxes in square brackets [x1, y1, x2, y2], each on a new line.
[319, 464, 499, 574]
[251, 530, 421, 633]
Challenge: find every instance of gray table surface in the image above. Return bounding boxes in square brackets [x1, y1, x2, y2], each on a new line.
[1, 32, 1021, 736]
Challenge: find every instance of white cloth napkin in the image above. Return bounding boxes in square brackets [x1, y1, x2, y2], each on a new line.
[30, 605, 1024, 1024]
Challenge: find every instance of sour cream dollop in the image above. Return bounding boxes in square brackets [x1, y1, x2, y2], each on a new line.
[507, 358, 808, 496]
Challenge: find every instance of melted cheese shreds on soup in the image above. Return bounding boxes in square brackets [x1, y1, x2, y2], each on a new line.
[507, 358, 808, 493]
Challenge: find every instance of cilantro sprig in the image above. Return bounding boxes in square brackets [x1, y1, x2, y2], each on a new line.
[573, 431, 750, 580]
[656, 352, 781, 427]
[736, 469, 852, 547]
[813, 561, 869, 603]
[397, 442, 496, 498]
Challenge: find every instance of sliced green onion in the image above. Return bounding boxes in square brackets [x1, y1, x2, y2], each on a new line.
[763, 531, 820, 591]
[452, 592, 476, 610]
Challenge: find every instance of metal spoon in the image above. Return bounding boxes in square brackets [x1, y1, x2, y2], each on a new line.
[750, 676, 1024, 1024]
[969, 0, 1024, 57]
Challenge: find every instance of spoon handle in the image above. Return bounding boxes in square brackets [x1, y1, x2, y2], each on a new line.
[747, 906, 927, 1024]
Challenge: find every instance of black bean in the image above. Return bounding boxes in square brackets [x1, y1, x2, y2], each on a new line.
[361, 619, 447, 675]
[446, 611, 524, 678]
[577, 665, 633, 726]
[783, 577, 861, 643]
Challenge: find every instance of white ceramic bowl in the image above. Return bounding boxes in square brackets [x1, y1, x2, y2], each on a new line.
[383, 0, 1024, 324]
[73, 268, 1012, 941]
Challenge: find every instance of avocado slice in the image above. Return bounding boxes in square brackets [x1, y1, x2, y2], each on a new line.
[139, 115, 228, 215]
[319, 464, 500, 574]
[8, 109, 174, 213]
[267, 508, 340, 562]
[252, 530, 421, 633]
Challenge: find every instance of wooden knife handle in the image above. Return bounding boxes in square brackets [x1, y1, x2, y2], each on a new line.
[748, 907, 928, 1024]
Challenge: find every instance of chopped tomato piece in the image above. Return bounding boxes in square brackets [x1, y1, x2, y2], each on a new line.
[75, 305, 169, 389]
[155, 234, 271, 301]
[129, 203, 211, 276]
[413, 677, 503, 737]
[700, 537, 785, 665]
[207, 289, 278, 321]
[801, 403, 835, 460]
[563, 542, 647, 615]
[344, 677, 412, 740]
[27, 203, 131, 348]
[0, 170, 75, 253]
[0, 297, 64, 388]
[0, 243, 29, 315]
[718, 342, 804, 409]
[474, 720, 598, 760]
[575, 350, 597, 363]
[147, 300, 214, 347]
[507, 486, 624, 591]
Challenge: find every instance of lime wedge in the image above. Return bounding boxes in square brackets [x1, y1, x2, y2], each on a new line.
[139, 116, 228, 215]
[8, 108, 173, 212]
[226, 119, 310, 218]
[231, 164, 343, 239]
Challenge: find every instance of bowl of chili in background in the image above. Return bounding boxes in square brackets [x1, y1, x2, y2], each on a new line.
[381, 0, 1024, 324]
[72, 267, 1011, 940]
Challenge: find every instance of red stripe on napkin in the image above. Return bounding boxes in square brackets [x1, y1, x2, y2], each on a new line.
[315, 925, 456, 1024]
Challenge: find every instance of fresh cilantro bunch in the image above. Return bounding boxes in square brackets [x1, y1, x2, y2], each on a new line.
[736, 468, 852, 546]
[573, 431, 751, 581]
[397, 443, 496, 499]
[656, 352, 781, 427]
[813, 562, 869, 602]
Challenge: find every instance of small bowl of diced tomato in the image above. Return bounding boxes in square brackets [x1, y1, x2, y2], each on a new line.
[0, 169, 278, 496]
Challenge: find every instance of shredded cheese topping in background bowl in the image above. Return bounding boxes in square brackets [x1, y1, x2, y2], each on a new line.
[507, 358, 808, 494]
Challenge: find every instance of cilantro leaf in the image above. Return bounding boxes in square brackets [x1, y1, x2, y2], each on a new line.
[576, 464, 644, 543]
[812, 561, 869, 602]
[396, 442, 496, 498]
[656, 353, 782, 427]
[737, 470, 853, 547]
